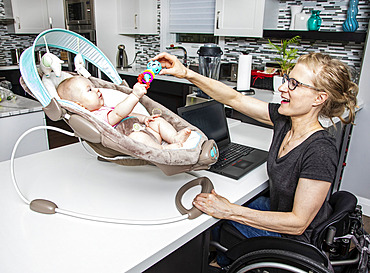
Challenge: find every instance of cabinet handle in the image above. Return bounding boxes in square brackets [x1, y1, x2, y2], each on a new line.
[216, 11, 220, 29]
[16, 16, 20, 29]
[134, 14, 138, 29]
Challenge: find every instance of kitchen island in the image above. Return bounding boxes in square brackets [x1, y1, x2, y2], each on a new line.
[0, 119, 271, 273]
[0, 94, 49, 161]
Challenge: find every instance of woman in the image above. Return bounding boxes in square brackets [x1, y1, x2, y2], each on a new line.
[152, 52, 358, 262]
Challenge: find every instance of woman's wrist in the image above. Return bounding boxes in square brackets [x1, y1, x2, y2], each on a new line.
[182, 67, 190, 79]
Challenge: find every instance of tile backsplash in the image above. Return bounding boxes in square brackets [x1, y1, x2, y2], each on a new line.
[1, 0, 369, 74]
[0, 0, 36, 66]
[135, 0, 369, 73]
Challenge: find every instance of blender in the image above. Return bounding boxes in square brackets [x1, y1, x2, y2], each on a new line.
[196, 44, 223, 98]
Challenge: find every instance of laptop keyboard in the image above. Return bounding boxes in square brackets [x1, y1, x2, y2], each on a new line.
[211, 143, 254, 171]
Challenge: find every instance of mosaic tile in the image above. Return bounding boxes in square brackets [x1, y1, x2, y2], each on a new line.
[0, 0, 368, 72]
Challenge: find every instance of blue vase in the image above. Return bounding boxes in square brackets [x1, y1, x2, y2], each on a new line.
[307, 10, 322, 31]
[343, 0, 359, 32]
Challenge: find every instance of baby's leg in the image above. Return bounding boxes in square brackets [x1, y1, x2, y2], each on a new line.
[128, 131, 182, 150]
[147, 117, 191, 144]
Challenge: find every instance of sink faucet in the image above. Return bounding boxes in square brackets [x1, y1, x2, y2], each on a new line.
[166, 44, 188, 67]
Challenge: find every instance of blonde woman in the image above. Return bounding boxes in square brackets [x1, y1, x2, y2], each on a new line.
[152, 52, 358, 266]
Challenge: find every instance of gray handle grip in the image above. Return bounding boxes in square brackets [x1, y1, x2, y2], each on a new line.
[175, 177, 214, 219]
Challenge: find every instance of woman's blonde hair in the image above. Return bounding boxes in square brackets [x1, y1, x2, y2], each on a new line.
[297, 52, 358, 124]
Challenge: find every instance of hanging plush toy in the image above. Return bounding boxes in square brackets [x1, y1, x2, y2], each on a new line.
[74, 53, 91, 78]
[74, 38, 91, 78]
[40, 36, 64, 77]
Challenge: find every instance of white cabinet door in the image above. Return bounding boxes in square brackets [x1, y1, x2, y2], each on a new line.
[0, 111, 49, 162]
[10, 0, 49, 34]
[214, 0, 266, 37]
[47, 0, 66, 29]
[8, 0, 65, 34]
[117, 0, 157, 35]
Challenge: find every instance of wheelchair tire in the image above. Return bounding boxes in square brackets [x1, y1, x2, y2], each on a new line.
[226, 249, 332, 273]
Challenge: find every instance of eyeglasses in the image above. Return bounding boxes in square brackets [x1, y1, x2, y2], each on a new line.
[282, 74, 322, 92]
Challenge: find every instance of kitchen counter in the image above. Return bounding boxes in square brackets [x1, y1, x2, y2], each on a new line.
[117, 66, 193, 85]
[0, 120, 271, 273]
[0, 95, 42, 118]
[0, 65, 20, 71]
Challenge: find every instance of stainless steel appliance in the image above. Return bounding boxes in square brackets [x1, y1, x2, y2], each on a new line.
[117, 44, 129, 69]
[196, 44, 223, 98]
[65, 0, 96, 44]
[65, 0, 93, 25]
[64, 0, 97, 76]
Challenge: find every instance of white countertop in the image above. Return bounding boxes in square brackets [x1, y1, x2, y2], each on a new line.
[0, 95, 43, 118]
[0, 120, 271, 273]
[0, 65, 19, 71]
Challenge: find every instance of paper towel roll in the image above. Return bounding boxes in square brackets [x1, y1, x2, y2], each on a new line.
[236, 54, 252, 91]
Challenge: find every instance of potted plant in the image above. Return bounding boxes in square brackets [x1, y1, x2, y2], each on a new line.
[267, 35, 301, 93]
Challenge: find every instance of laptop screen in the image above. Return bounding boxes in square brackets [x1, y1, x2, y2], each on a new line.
[177, 100, 231, 147]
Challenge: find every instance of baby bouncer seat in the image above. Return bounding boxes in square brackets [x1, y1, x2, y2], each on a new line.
[19, 29, 218, 176]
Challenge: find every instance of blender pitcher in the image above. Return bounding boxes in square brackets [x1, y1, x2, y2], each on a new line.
[197, 44, 223, 98]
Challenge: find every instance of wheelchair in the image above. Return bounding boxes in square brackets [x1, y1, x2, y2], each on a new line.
[209, 191, 370, 273]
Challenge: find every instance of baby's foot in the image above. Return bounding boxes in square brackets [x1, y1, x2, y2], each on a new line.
[162, 143, 183, 150]
[173, 128, 191, 143]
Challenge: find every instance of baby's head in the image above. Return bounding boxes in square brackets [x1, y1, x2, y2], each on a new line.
[57, 76, 104, 111]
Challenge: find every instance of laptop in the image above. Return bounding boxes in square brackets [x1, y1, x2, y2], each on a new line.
[177, 100, 268, 180]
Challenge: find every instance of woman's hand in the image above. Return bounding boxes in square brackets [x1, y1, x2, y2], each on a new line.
[193, 189, 234, 219]
[151, 52, 188, 78]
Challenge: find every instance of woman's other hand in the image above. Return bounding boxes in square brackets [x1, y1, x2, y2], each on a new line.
[193, 189, 234, 219]
[151, 52, 188, 78]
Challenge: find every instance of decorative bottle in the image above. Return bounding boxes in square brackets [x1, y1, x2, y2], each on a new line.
[343, 0, 359, 32]
[289, 5, 303, 30]
[307, 10, 322, 31]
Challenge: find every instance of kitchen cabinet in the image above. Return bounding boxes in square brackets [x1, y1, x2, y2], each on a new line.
[0, 97, 49, 161]
[4, 0, 65, 34]
[117, 0, 157, 35]
[214, 0, 278, 37]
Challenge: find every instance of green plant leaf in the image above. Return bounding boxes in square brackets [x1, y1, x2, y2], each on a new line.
[267, 36, 301, 75]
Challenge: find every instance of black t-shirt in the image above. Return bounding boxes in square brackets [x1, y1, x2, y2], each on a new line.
[267, 103, 338, 242]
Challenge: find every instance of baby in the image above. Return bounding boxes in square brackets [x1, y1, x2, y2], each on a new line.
[57, 76, 191, 149]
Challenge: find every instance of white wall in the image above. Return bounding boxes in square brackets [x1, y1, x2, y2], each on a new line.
[341, 26, 370, 216]
[94, 0, 135, 68]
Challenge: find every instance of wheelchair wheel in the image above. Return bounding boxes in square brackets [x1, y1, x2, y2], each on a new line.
[227, 249, 332, 273]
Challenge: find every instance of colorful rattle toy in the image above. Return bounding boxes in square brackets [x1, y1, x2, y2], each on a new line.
[137, 60, 162, 89]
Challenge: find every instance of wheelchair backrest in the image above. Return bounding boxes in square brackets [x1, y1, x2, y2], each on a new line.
[311, 191, 357, 248]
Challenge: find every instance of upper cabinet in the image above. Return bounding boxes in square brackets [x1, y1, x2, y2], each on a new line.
[117, 0, 157, 35]
[214, 0, 278, 37]
[47, 0, 65, 29]
[4, 0, 65, 34]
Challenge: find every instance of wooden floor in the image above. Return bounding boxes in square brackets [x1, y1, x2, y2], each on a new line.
[46, 118, 370, 234]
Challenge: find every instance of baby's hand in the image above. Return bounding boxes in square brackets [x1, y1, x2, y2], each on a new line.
[144, 114, 160, 126]
[132, 83, 147, 99]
